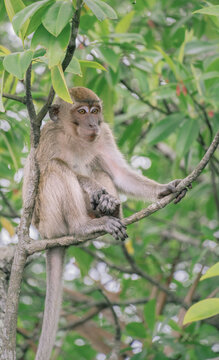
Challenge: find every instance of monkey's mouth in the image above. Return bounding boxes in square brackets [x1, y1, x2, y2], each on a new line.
[81, 131, 99, 142]
[87, 133, 99, 142]
[78, 127, 100, 142]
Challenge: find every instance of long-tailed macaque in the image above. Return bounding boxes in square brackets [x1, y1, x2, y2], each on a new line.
[23, 87, 187, 359]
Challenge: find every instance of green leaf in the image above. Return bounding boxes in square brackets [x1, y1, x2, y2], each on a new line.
[118, 118, 143, 149]
[156, 46, 178, 80]
[201, 262, 219, 281]
[42, 1, 73, 37]
[194, 5, 219, 16]
[168, 319, 183, 333]
[1, 132, 18, 170]
[12, 0, 51, 36]
[79, 60, 106, 72]
[176, 118, 199, 157]
[0, 70, 5, 112]
[24, 3, 52, 37]
[84, 0, 117, 21]
[47, 25, 70, 68]
[130, 351, 148, 360]
[104, 33, 144, 42]
[0, 45, 11, 56]
[66, 57, 82, 76]
[0, 162, 11, 178]
[183, 298, 219, 325]
[146, 114, 184, 145]
[33, 48, 46, 59]
[31, 24, 51, 49]
[51, 64, 73, 103]
[115, 11, 135, 33]
[99, 47, 120, 72]
[96, 78, 115, 123]
[185, 41, 218, 56]
[154, 85, 176, 100]
[72, 248, 93, 276]
[126, 322, 146, 338]
[4, 0, 30, 40]
[3, 50, 33, 80]
[200, 71, 219, 81]
[4, 0, 25, 22]
[178, 29, 193, 64]
[144, 299, 156, 333]
[31, 24, 71, 68]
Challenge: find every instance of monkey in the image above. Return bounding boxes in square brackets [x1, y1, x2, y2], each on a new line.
[23, 87, 188, 359]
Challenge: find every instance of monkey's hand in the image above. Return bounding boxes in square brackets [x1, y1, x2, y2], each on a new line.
[103, 216, 128, 241]
[158, 179, 192, 204]
[91, 189, 120, 216]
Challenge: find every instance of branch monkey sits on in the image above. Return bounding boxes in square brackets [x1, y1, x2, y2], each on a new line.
[23, 87, 187, 359]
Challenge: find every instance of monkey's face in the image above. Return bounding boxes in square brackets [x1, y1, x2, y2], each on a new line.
[70, 104, 102, 142]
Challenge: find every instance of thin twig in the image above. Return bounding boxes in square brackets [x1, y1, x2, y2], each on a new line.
[61, 307, 101, 331]
[81, 247, 187, 308]
[210, 164, 219, 219]
[190, 92, 213, 140]
[0, 212, 17, 218]
[98, 289, 121, 360]
[2, 93, 26, 105]
[70, 297, 150, 311]
[164, 267, 204, 357]
[124, 130, 219, 226]
[26, 64, 38, 148]
[0, 189, 19, 218]
[121, 79, 169, 115]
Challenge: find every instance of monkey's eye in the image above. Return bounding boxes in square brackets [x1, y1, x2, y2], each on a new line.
[78, 109, 86, 114]
[91, 108, 99, 114]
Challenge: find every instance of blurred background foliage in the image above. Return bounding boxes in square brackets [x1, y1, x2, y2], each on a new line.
[0, 0, 219, 359]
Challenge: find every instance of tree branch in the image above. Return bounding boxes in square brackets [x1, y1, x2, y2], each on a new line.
[61, 308, 101, 331]
[0, 189, 19, 218]
[25, 129, 219, 255]
[80, 246, 187, 307]
[120, 79, 169, 115]
[124, 129, 219, 226]
[98, 290, 121, 360]
[2, 93, 26, 105]
[26, 64, 38, 147]
[70, 296, 150, 311]
[2, 64, 39, 360]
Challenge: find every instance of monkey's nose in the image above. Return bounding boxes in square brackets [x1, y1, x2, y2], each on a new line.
[89, 124, 98, 132]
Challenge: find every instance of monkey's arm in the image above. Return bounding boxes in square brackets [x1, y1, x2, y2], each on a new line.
[98, 125, 187, 203]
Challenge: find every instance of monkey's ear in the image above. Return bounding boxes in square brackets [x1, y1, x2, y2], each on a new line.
[49, 104, 60, 122]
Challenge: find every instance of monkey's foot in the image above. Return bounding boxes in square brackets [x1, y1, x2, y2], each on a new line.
[103, 216, 128, 241]
[91, 189, 120, 215]
[158, 179, 192, 204]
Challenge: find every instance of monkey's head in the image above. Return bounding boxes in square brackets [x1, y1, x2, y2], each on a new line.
[49, 87, 103, 142]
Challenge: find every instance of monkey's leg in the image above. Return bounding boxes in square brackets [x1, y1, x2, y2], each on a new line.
[38, 161, 126, 240]
[36, 162, 127, 360]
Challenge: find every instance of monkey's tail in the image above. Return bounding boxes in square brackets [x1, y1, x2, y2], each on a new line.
[36, 247, 65, 360]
